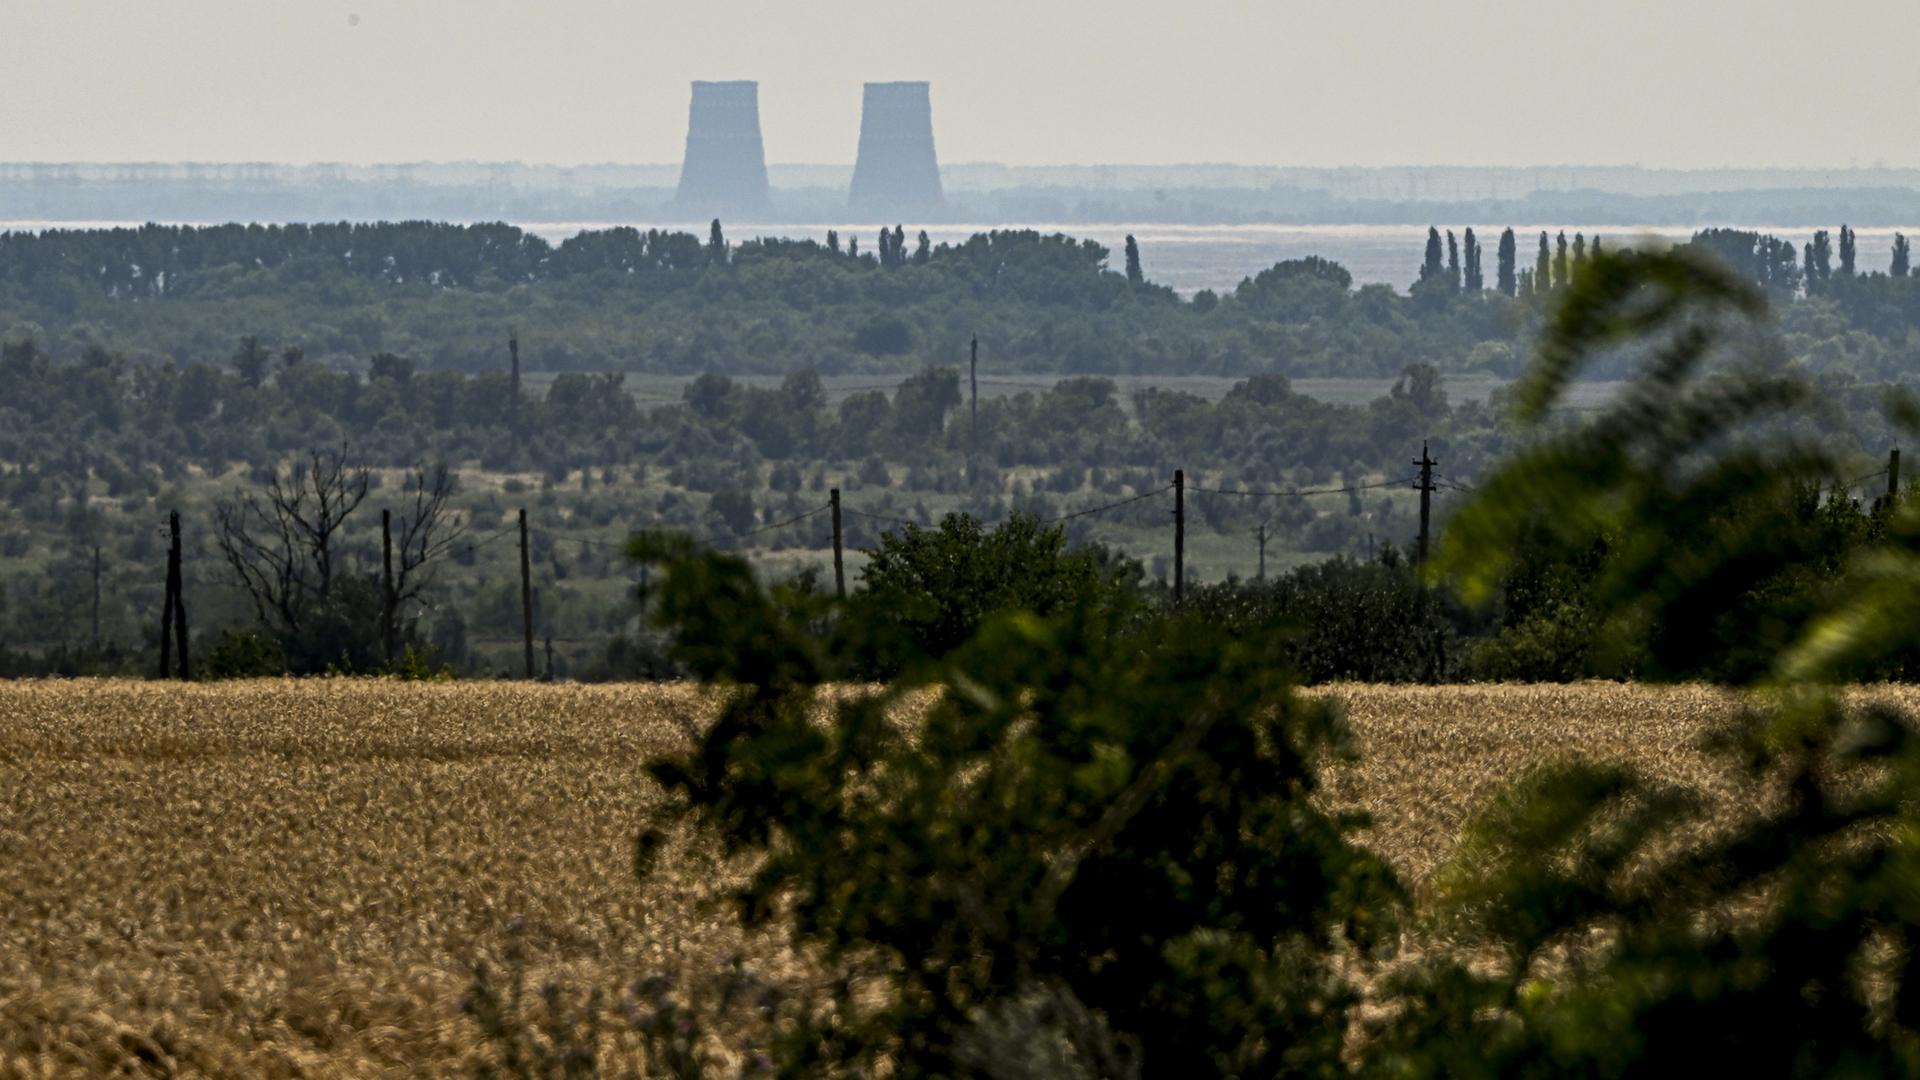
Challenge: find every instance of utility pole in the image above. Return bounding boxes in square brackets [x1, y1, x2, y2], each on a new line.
[1255, 522, 1269, 582]
[518, 508, 535, 680]
[830, 488, 846, 599]
[1173, 469, 1186, 606]
[91, 545, 101, 647]
[544, 635, 555, 682]
[381, 508, 396, 666]
[1413, 442, 1437, 564]
[158, 523, 173, 680]
[1891, 448, 1903, 501]
[168, 511, 189, 680]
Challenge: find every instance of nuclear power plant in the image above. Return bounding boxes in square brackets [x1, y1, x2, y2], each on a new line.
[848, 82, 945, 215]
[670, 80, 946, 218]
[673, 81, 771, 217]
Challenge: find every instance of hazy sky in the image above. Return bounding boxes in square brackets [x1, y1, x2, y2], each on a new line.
[7, 0, 1917, 168]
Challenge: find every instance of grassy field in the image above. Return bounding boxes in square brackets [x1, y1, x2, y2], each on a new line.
[0, 679, 1813, 1075]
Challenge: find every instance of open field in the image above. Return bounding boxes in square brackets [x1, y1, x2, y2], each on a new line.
[0, 679, 1870, 1075]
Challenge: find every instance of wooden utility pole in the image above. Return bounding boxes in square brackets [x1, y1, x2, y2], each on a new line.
[1890, 448, 1903, 501]
[518, 508, 535, 679]
[544, 635, 555, 682]
[1414, 443, 1436, 564]
[167, 511, 189, 680]
[158, 524, 174, 679]
[1173, 470, 1185, 606]
[381, 508, 396, 665]
[830, 488, 846, 598]
[1255, 522, 1269, 582]
[91, 545, 101, 647]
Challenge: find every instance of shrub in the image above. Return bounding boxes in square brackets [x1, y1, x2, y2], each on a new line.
[206, 629, 287, 678]
[630, 532, 1400, 1075]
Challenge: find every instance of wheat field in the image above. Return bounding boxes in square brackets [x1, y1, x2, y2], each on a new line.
[0, 680, 1889, 1076]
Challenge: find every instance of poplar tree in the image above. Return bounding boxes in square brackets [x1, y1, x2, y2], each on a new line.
[1497, 228, 1518, 296]
[1125, 235, 1144, 285]
[1555, 231, 1570, 288]
[1573, 233, 1587, 271]
[1894, 233, 1911, 278]
[1422, 227, 1444, 281]
[1811, 230, 1832, 282]
[1536, 232, 1552, 294]
[1464, 228, 1484, 292]
[915, 230, 932, 266]
[1839, 224, 1856, 277]
[1446, 230, 1461, 291]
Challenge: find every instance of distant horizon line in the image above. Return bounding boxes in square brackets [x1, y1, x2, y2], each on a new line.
[4, 160, 1919, 175]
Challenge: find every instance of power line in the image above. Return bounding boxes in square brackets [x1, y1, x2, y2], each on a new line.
[540, 526, 629, 551]
[697, 503, 832, 547]
[1188, 476, 1414, 498]
[1041, 484, 1175, 524]
[841, 506, 919, 529]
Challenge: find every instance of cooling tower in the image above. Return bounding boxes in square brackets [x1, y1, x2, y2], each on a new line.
[674, 81, 770, 217]
[849, 82, 944, 215]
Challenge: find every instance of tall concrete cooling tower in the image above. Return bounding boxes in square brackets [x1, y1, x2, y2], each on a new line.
[674, 81, 770, 217]
[849, 82, 944, 215]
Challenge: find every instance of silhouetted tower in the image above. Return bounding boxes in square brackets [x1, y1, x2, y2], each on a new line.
[849, 82, 944, 216]
[675, 81, 770, 218]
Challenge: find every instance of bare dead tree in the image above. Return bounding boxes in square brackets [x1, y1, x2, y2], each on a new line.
[215, 445, 370, 636]
[387, 464, 466, 641]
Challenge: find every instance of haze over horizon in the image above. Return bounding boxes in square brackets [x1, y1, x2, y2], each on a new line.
[9, 0, 1918, 171]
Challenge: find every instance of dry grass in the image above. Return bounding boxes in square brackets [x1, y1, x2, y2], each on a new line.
[3, 679, 1910, 1075]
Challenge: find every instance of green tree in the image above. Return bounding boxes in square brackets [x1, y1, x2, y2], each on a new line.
[1553, 231, 1569, 288]
[1535, 231, 1552, 294]
[1839, 223, 1857, 276]
[1421, 227, 1444, 282]
[706, 218, 726, 263]
[1895, 232, 1912, 277]
[230, 335, 270, 389]
[1445, 229, 1461, 291]
[1807, 228, 1832, 292]
[630, 530, 1396, 1075]
[1497, 227, 1518, 296]
[850, 512, 1142, 667]
[1463, 227, 1483, 292]
[1123, 234, 1144, 285]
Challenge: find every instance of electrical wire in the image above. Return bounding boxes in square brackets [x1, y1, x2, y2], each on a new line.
[841, 507, 919, 529]
[1188, 476, 1414, 498]
[1041, 484, 1176, 523]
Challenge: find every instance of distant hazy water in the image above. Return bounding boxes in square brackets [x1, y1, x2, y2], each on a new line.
[5, 220, 1914, 296]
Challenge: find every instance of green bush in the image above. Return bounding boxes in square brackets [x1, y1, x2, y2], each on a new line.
[205, 629, 287, 678]
[846, 512, 1144, 675]
[630, 531, 1399, 1076]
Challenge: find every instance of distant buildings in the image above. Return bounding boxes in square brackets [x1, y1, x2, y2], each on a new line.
[673, 81, 771, 218]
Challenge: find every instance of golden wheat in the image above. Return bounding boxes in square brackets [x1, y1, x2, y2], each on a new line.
[4, 679, 1911, 1075]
